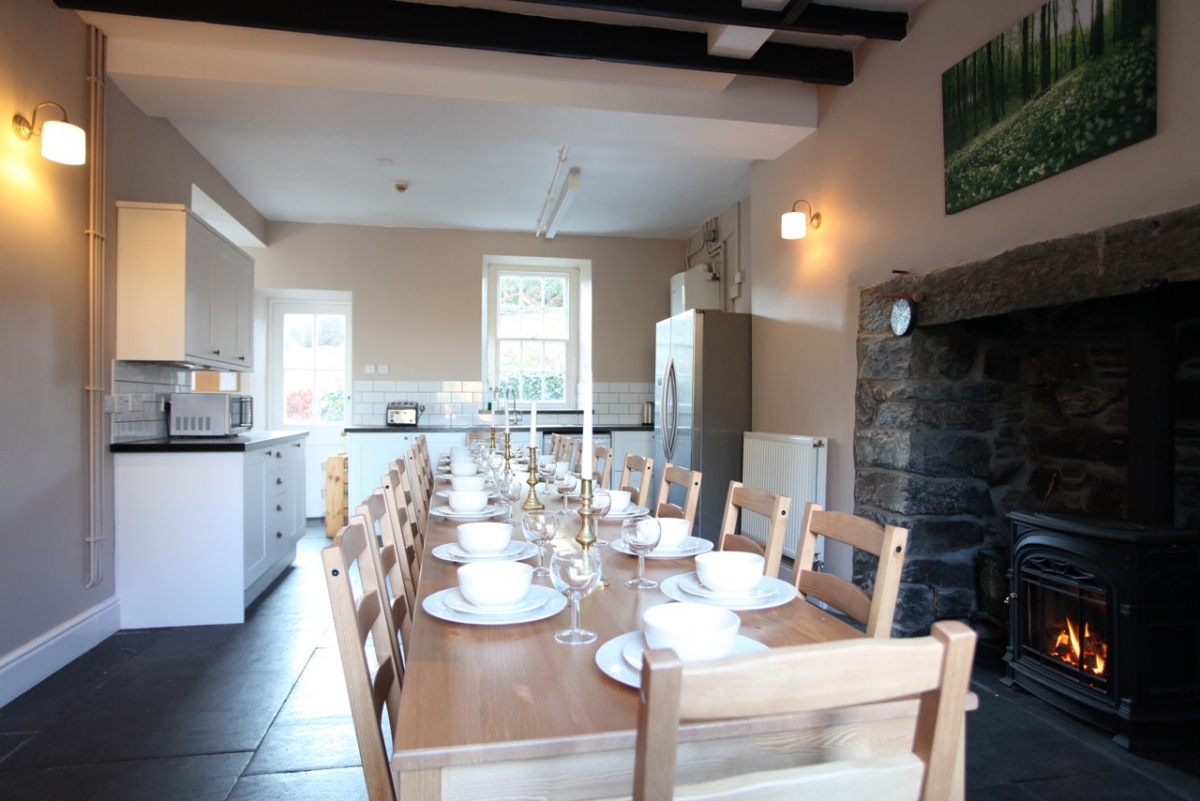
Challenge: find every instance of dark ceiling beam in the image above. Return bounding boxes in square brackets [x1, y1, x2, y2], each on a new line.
[55, 0, 856, 84]
[514, 0, 908, 41]
[56, 0, 859, 84]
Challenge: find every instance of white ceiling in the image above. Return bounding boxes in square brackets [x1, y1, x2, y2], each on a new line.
[77, 1, 920, 242]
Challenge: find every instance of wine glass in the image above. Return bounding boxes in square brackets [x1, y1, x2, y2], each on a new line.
[550, 548, 602, 645]
[554, 472, 578, 511]
[590, 488, 612, 547]
[499, 472, 524, 523]
[521, 511, 559, 578]
[621, 515, 662, 590]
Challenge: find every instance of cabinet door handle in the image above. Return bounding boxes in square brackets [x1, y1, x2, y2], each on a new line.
[276, 504, 283, 512]
[238, 355, 246, 361]
[212, 349, 221, 356]
[292, 442, 301, 448]
[276, 477, 283, 485]
[276, 531, 283, 539]
[266, 449, 273, 456]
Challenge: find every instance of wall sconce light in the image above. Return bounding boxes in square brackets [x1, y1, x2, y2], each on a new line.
[12, 102, 87, 165]
[781, 199, 821, 240]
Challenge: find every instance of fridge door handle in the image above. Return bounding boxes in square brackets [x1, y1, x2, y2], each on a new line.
[663, 357, 678, 460]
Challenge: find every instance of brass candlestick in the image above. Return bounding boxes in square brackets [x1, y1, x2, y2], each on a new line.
[488, 427, 496, 451]
[575, 478, 608, 588]
[502, 437, 512, 474]
[521, 445, 545, 511]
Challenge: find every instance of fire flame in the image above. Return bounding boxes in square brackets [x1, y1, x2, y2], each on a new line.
[1050, 616, 1107, 676]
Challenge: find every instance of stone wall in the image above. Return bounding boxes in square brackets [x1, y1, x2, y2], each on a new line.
[856, 203, 1200, 636]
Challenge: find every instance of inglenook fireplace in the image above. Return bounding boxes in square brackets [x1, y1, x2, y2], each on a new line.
[1004, 512, 1200, 752]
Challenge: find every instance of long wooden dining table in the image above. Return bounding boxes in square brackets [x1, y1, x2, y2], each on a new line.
[392, 497, 968, 800]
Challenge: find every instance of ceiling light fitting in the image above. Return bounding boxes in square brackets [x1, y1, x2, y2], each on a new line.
[543, 168, 580, 240]
[781, 198, 820, 240]
[13, 101, 86, 165]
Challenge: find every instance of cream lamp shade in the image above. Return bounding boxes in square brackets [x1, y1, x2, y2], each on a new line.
[781, 199, 820, 240]
[40, 119, 86, 165]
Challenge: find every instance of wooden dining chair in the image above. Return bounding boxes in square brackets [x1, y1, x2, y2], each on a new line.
[557, 437, 577, 469]
[716, 481, 791, 579]
[573, 442, 614, 487]
[357, 489, 417, 642]
[413, 435, 434, 499]
[653, 464, 702, 536]
[619, 453, 654, 506]
[406, 445, 431, 536]
[633, 620, 976, 801]
[794, 502, 909, 638]
[322, 519, 404, 801]
[384, 460, 424, 574]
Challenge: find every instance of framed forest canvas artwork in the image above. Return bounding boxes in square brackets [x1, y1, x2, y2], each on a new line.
[942, 0, 1157, 214]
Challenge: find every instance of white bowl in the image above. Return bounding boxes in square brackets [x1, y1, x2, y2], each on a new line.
[694, 551, 765, 594]
[554, 460, 571, 478]
[451, 476, 486, 492]
[450, 461, 479, 477]
[457, 561, 533, 608]
[447, 490, 489, 512]
[457, 521, 512, 554]
[608, 490, 632, 513]
[642, 602, 740, 662]
[656, 518, 691, 550]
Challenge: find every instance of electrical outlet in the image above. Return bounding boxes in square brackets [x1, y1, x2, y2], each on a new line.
[377, 364, 389, 375]
[365, 364, 376, 374]
[104, 395, 116, 414]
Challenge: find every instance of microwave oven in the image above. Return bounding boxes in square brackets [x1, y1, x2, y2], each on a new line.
[169, 392, 253, 436]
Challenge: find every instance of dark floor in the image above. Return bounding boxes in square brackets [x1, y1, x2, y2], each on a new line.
[2, 524, 1198, 800]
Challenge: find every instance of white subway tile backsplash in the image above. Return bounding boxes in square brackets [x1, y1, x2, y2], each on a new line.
[354, 380, 374, 392]
[373, 380, 396, 392]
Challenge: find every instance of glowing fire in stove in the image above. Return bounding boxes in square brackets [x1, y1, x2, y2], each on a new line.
[1049, 616, 1107, 676]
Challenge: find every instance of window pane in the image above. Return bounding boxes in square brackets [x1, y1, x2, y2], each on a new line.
[521, 278, 543, 306]
[543, 309, 567, 339]
[544, 372, 564, 401]
[315, 370, 345, 423]
[283, 314, 314, 369]
[520, 308, 543, 338]
[545, 342, 566, 372]
[283, 370, 314, 423]
[521, 373, 542, 400]
[499, 277, 521, 306]
[499, 341, 521, 371]
[497, 307, 520, 338]
[314, 314, 345, 370]
[521, 341, 544, 371]
[544, 278, 565, 308]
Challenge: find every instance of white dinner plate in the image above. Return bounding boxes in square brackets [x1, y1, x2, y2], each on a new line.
[676, 572, 777, 601]
[436, 489, 499, 500]
[430, 541, 538, 564]
[609, 537, 714, 560]
[602, 505, 651, 520]
[596, 631, 769, 688]
[660, 573, 797, 611]
[440, 588, 549, 617]
[424, 585, 565, 626]
[429, 504, 503, 520]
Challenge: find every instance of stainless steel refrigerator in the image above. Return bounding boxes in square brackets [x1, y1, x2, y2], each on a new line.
[653, 309, 751, 543]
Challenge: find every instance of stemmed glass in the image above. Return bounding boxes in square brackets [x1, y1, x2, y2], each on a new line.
[554, 472, 578, 511]
[498, 472, 524, 524]
[550, 548, 602, 645]
[590, 488, 612, 547]
[521, 511, 559, 578]
[621, 515, 662, 589]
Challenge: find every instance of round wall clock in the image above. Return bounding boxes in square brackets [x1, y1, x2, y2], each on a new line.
[890, 298, 916, 336]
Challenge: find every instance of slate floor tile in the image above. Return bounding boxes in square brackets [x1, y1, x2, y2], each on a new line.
[225, 766, 369, 801]
[0, 752, 251, 801]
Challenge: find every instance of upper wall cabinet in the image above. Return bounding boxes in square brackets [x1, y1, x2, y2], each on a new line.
[116, 202, 255, 371]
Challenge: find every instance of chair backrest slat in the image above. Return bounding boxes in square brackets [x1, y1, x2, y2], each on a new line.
[717, 481, 791, 579]
[620, 454, 654, 506]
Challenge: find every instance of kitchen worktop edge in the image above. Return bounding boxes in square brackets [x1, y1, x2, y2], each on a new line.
[342, 424, 654, 434]
[110, 430, 310, 453]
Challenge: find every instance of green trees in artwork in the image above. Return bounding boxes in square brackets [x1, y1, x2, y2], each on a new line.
[942, 0, 1156, 214]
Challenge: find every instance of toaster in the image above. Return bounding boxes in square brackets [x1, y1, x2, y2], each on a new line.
[386, 401, 421, 426]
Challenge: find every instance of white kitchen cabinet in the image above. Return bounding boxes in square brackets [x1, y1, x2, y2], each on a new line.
[116, 202, 254, 371]
[346, 430, 465, 506]
[610, 430, 654, 489]
[114, 435, 306, 628]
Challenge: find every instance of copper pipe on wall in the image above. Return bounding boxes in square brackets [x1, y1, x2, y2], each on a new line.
[85, 26, 108, 589]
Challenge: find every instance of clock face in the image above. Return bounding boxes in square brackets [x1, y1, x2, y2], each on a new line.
[890, 298, 915, 336]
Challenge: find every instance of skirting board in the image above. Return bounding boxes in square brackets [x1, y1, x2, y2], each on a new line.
[0, 597, 120, 708]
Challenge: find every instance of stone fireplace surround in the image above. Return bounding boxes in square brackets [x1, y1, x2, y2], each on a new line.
[855, 202, 1200, 636]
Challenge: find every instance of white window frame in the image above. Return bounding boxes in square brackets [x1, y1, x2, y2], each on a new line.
[482, 256, 592, 410]
[267, 298, 353, 430]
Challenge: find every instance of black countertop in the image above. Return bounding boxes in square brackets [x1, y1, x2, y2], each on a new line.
[111, 430, 309, 453]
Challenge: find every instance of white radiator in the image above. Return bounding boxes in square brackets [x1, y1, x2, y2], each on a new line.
[740, 432, 828, 559]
